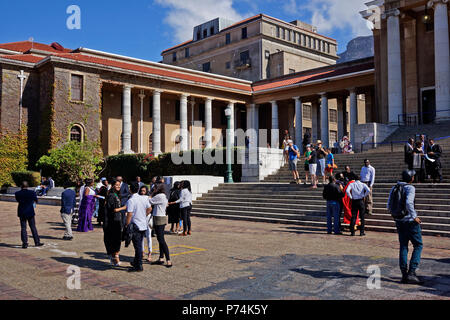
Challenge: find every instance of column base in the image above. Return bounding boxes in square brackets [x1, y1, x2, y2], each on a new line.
[119, 150, 135, 155]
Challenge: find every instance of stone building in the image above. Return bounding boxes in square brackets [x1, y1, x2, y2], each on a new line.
[361, 0, 450, 125]
[161, 14, 339, 81]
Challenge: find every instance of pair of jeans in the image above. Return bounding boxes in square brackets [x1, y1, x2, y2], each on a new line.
[326, 201, 341, 234]
[181, 205, 192, 232]
[142, 226, 153, 254]
[154, 224, 170, 261]
[131, 226, 145, 270]
[350, 199, 365, 234]
[396, 220, 423, 272]
[20, 216, 40, 245]
[317, 159, 326, 176]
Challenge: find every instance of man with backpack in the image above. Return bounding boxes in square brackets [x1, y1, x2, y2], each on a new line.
[387, 170, 423, 285]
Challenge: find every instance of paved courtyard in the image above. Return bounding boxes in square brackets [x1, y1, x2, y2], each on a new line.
[0, 201, 449, 300]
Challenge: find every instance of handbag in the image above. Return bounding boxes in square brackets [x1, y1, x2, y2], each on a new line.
[153, 215, 168, 226]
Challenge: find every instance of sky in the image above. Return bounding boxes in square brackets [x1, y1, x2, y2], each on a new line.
[0, 0, 373, 62]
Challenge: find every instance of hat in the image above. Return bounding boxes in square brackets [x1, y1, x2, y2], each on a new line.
[100, 177, 107, 182]
[287, 139, 293, 144]
[317, 140, 322, 144]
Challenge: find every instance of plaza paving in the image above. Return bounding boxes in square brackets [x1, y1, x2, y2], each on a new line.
[0, 201, 449, 300]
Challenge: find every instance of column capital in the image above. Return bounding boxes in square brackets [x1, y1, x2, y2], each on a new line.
[382, 8, 400, 19]
[204, 97, 213, 103]
[270, 100, 278, 105]
[318, 92, 327, 97]
[427, 0, 449, 9]
[153, 89, 163, 95]
[180, 93, 190, 100]
[347, 87, 357, 94]
[292, 96, 301, 101]
[123, 84, 133, 90]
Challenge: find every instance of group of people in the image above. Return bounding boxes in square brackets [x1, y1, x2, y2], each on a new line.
[17, 175, 194, 272]
[34, 176, 55, 196]
[404, 134, 443, 183]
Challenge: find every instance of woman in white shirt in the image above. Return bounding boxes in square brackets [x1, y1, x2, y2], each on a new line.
[169, 180, 192, 237]
[149, 184, 172, 268]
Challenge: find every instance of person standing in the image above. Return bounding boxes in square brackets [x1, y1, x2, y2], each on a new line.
[117, 176, 130, 225]
[139, 185, 153, 263]
[125, 182, 152, 272]
[149, 184, 172, 268]
[97, 178, 109, 226]
[323, 176, 344, 235]
[346, 175, 370, 236]
[325, 147, 335, 179]
[136, 176, 145, 189]
[404, 138, 415, 170]
[15, 182, 44, 249]
[168, 182, 182, 234]
[169, 180, 192, 236]
[387, 170, 423, 284]
[304, 145, 312, 185]
[413, 141, 426, 183]
[342, 166, 355, 185]
[76, 179, 98, 233]
[360, 159, 375, 216]
[104, 180, 127, 267]
[287, 140, 301, 184]
[307, 145, 318, 189]
[60, 182, 76, 240]
[316, 140, 328, 185]
[303, 128, 311, 154]
[427, 139, 443, 183]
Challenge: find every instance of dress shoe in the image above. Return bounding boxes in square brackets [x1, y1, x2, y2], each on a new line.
[22, 243, 28, 249]
[128, 267, 143, 272]
[360, 233, 366, 237]
[407, 270, 422, 285]
[35, 243, 44, 247]
[401, 270, 408, 284]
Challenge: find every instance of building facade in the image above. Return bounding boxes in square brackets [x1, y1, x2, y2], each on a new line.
[361, 0, 450, 125]
[161, 14, 339, 81]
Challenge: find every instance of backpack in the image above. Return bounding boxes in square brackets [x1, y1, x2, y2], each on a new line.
[388, 184, 407, 220]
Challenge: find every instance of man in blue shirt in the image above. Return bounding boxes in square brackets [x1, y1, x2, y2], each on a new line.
[388, 170, 423, 285]
[287, 140, 302, 184]
[15, 181, 44, 249]
[61, 182, 77, 240]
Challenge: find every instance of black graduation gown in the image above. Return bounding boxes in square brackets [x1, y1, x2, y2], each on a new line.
[103, 192, 123, 255]
[167, 188, 181, 224]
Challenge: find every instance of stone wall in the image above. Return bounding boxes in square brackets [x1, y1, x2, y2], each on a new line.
[353, 122, 397, 152]
[241, 147, 284, 182]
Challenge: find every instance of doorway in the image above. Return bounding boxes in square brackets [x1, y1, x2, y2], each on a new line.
[421, 89, 436, 124]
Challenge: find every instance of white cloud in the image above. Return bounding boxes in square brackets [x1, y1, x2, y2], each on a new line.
[285, 0, 371, 37]
[154, 0, 249, 43]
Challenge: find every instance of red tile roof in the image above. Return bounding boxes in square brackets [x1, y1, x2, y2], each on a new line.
[252, 61, 374, 92]
[0, 54, 45, 63]
[0, 41, 72, 54]
[52, 53, 252, 92]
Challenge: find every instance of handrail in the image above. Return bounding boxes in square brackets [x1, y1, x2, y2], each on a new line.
[398, 109, 450, 126]
[361, 135, 450, 153]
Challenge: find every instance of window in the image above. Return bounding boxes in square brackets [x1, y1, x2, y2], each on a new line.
[148, 134, 153, 153]
[289, 69, 296, 74]
[172, 52, 177, 62]
[196, 31, 201, 40]
[303, 104, 312, 120]
[71, 74, 83, 101]
[240, 50, 250, 64]
[210, 27, 215, 35]
[175, 100, 180, 121]
[202, 62, 211, 73]
[225, 61, 231, 69]
[149, 96, 153, 118]
[241, 27, 247, 39]
[185, 47, 190, 58]
[330, 131, 338, 144]
[203, 29, 208, 39]
[281, 28, 285, 39]
[330, 109, 338, 123]
[226, 33, 231, 44]
[276, 27, 280, 38]
[287, 30, 291, 41]
[70, 125, 82, 142]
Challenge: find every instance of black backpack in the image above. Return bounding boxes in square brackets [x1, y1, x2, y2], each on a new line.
[388, 184, 407, 220]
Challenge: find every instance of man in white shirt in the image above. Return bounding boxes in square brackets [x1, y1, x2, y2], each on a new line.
[125, 182, 152, 272]
[360, 159, 375, 215]
[346, 175, 371, 236]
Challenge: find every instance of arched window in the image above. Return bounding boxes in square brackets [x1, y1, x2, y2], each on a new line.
[70, 125, 83, 142]
[149, 134, 153, 153]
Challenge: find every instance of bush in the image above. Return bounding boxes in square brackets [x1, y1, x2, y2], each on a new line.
[101, 148, 243, 183]
[11, 171, 41, 187]
[36, 141, 103, 186]
[0, 128, 28, 186]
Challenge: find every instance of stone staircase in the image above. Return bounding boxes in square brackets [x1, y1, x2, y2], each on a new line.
[192, 138, 450, 237]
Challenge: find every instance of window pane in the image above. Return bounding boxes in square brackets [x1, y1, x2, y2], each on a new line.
[71, 74, 83, 101]
[242, 27, 247, 39]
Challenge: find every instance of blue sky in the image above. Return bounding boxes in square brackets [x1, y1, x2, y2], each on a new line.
[0, 0, 372, 62]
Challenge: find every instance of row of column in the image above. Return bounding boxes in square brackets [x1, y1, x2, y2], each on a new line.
[265, 89, 358, 149]
[384, 1, 449, 123]
[121, 86, 235, 155]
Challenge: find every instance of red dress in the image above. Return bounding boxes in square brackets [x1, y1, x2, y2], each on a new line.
[342, 181, 360, 226]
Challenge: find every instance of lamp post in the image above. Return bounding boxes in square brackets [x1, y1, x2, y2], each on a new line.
[225, 106, 234, 183]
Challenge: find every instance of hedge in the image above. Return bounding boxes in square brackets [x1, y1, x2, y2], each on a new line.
[100, 148, 243, 183]
[11, 171, 41, 187]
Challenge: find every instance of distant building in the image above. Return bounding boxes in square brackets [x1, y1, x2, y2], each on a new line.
[161, 14, 339, 81]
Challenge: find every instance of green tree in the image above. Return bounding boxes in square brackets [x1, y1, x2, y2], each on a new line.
[36, 141, 103, 185]
[0, 128, 28, 186]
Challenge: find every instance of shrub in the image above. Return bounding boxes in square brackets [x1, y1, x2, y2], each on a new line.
[36, 141, 103, 186]
[0, 128, 28, 186]
[11, 171, 41, 187]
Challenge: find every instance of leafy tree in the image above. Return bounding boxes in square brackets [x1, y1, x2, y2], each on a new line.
[36, 141, 103, 185]
[0, 128, 28, 186]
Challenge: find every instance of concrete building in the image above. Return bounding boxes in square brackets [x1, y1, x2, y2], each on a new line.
[361, 0, 450, 125]
[161, 14, 339, 81]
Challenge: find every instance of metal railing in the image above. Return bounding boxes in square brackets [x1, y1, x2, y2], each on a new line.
[398, 109, 450, 126]
[361, 135, 450, 153]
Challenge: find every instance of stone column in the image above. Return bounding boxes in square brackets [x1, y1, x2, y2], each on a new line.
[349, 88, 358, 145]
[138, 90, 146, 154]
[294, 97, 303, 150]
[320, 93, 329, 148]
[337, 96, 345, 140]
[270, 101, 279, 149]
[384, 9, 403, 124]
[205, 98, 213, 149]
[152, 90, 162, 155]
[121, 85, 133, 154]
[180, 94, 189, 151]
[228, 102, 235, 146]
[429, 0, 450, 119]
[311, 99, 319, 142]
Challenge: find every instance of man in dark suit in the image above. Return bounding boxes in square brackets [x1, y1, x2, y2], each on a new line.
[60, 182, 77, 240]
[404, 138, 414, 170]
[15, 181, 43, 249]
[427, 139, 443, 183]
[117, 176, 130, 225]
